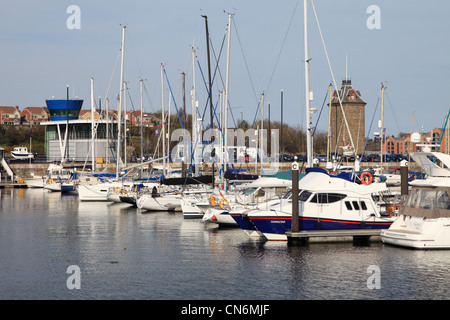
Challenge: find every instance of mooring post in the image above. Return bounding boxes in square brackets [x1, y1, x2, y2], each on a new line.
[400, 159, 408, 197]
[291, 160, 299, 233]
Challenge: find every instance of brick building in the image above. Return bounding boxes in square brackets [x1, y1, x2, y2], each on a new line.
[20, 107, 49, 125]
[0, 106, 21, 125]
[384, 127, 448, 154]
[328, 80, 366, 155]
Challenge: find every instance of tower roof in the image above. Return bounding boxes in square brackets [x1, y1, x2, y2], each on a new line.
[331, 79, 366, 105]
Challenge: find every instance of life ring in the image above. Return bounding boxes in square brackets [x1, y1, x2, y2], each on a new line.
[219, 198, 229, 209]
[360, 172, 373, 185]
[48, 179, 54, 184]
[114, 187, 121, 193]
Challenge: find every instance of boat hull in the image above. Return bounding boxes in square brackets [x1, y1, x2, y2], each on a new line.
[381, 216, 450, 249]
[77, 183, 113, 201]
[23, 178, 44, 188]
[233, 211, 393, 241]
[137, 195, 181, 211]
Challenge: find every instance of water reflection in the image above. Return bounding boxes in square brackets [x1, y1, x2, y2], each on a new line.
[2, 188, 450, 299]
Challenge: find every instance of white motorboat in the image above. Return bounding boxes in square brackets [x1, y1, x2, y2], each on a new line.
[231, 168, 397, 241]
[11, 147, 35, 160]
[43, 164, 75, 192]
[381, 152, 450, 249]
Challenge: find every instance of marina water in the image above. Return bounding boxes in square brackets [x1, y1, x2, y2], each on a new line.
[1, 187, 450, 300]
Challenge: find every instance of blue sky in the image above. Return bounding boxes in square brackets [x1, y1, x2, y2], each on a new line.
[1, 1, 449, 137]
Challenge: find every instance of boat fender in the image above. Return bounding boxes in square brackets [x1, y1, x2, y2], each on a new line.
[360, 172, 373, 185]
[212, 215, 217, 222]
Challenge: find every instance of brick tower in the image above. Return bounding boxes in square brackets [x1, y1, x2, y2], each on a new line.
[328, 79, 366, 156]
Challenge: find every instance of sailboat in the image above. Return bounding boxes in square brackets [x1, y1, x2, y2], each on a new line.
[78, 26, 127, 201]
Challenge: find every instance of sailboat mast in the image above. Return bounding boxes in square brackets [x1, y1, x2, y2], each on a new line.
[117, 25, 126, 179]
[161, 63, 166, 177]
[90, 77, 95, 171]
[140, 79, 144, 175]
[380, 83, 385, 172]
[304, 0, 313, 168]
[224, 13, 232, 176]
[191, 48, 199, 176]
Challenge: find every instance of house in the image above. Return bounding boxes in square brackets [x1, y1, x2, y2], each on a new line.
[0, 106, 21, 125]
[78, 109, 101, 120]
[383, 127, 448, 154]
[129, 110, 154, 127]
[20, 107, 49, 125]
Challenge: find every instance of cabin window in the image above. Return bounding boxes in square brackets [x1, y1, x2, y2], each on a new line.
[352, 201, 360, 210]
[360, 201, 368, 210]
[419, 189, 436, 210]
[328, 193, 347, 203]
[309, 193, 346, 204]
[407, 188, 421, 208]
[345, 201, 352, 210]
[436, 190, 450, 210]
[299, 191, 312, 202]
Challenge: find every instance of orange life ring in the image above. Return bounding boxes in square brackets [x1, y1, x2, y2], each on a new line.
[360, 172, 373, 185]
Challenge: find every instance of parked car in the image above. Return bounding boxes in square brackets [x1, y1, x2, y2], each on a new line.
[314, 154, 327, 162]
[279, 154, 293, 162]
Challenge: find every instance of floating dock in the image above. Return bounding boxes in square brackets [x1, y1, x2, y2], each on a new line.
[286, 229, 382, 246]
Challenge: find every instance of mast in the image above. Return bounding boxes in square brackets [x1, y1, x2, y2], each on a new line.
[191, 48, 199, 176]
[304, 0, 313, 168]
[161, 63, 166, 177]
[202, 15, 214, 131]
[202, 14, 214, 187]
[327, 83, 332, 163]
[260, 92, 264, 174]
[105, 97, 109, 164]
[117, 25, 126, 179]
[123, 81, 128, 168]
[224, 13, 232, 177]
[380, 83, 385, 172]
[90, 77, 95, 171]
[140, 79, 144, 175]
[65, 84, 69, 163]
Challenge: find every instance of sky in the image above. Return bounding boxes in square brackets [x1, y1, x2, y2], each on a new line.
[1, 0, 450, 138]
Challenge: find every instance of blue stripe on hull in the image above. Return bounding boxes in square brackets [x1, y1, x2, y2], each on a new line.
[247, 216, 392, 236]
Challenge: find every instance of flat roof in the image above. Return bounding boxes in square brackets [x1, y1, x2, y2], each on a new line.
[40, 119, 117, 126]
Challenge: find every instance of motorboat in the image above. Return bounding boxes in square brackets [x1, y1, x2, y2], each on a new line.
[43, 164, 76, 192]
[381, 152, 450, 249]
[11, 147, 35, 160]
[231, 168, 397, 241]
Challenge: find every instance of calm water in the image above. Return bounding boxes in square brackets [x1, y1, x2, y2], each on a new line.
[1, 187, 450, 301]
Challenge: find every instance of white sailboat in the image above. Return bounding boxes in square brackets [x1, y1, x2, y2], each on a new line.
[78, 26, 126, 201]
